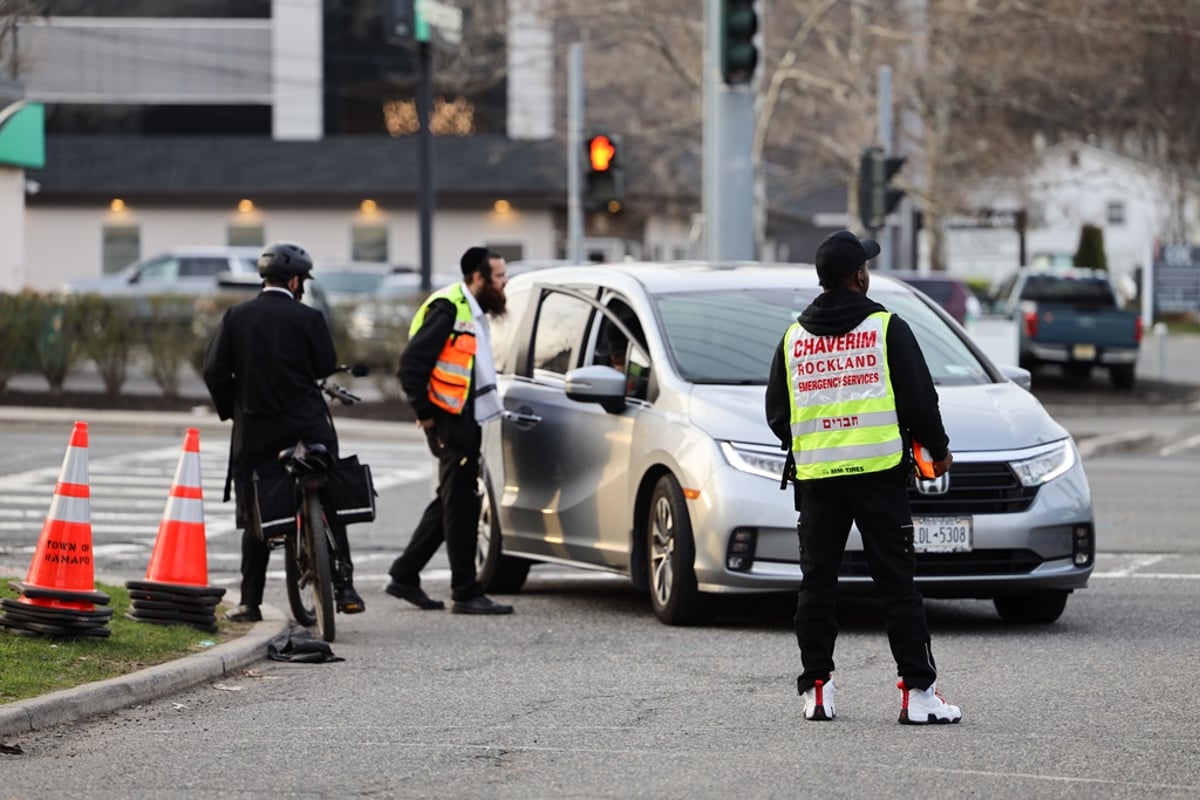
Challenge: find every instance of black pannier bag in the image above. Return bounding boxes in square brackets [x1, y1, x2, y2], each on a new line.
[325, 455, 377, 525]
[252, 460, 296, 540]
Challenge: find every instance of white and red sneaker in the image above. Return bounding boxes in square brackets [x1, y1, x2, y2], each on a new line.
[897, 680, 961, 725]
[803, 678, 836, 721]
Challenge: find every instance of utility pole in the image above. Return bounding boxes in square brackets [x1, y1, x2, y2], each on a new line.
[877, 64, 893, 271]
[566, 43, 583, 264]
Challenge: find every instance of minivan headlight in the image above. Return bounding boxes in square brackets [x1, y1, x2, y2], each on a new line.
[1010, 440, 1075, 487]
[720, 442, 788, 481]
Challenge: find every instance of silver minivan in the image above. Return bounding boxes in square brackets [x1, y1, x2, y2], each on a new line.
[478, 263, 1094, 626]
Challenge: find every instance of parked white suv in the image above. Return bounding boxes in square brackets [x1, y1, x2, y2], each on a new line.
[65, 246, 262, 298]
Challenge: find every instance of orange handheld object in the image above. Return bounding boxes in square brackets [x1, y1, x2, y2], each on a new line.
[912, 440, 937, 480]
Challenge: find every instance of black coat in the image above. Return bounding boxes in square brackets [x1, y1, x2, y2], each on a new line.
[203, 289, 340, 489]
[765, 287, 950, 465]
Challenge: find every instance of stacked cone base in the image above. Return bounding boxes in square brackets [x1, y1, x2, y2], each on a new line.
[123, 579, 226, 633]
[1, 583, 114, 639]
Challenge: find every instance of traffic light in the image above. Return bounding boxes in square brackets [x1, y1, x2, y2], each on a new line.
[584, 133, 624, 212]
[720, 0, 759, 85]
[858, 146, 906, 230]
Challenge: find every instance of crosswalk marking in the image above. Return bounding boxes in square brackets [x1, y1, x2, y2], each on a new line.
[0, 440, 431, 554]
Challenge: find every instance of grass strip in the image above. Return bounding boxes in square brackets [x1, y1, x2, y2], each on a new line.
[0, 577, 236, 704]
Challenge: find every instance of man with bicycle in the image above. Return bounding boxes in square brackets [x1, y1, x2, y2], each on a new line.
[385, 246, 514, 615]
[203, 241, 366, 622]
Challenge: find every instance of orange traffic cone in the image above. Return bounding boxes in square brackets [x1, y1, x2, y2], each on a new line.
[143, 427, 211, 587]
[126, 427, 224, 633]
[2, 421, 113, 638]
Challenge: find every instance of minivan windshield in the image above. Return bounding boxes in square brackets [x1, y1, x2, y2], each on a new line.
[654, 286, 992, 387]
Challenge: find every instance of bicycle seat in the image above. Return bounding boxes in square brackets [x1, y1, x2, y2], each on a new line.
[277, 441, 332, 471]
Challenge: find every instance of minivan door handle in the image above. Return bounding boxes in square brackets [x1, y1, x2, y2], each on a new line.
[505, 406, 542, 429]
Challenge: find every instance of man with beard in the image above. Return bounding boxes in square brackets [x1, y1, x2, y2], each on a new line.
[385, 247, 514, 615]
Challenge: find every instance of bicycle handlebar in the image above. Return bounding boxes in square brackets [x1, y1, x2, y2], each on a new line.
[319, 363, 369, 406]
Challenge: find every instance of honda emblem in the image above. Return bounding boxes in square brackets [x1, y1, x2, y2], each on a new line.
[916, 473, 951, 495]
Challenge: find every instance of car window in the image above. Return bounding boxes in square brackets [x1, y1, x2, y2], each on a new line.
[319, 271, 387, 295]
[589, 295, 654, 402]
[1019, 275, 1115, 306]
[237, 257, 258, 273]
[179, 257, 229, 278]
[654, 286, 992, 387]
[531, 290, 594, 376]
[490, 283, 533, 374]
[135, 257, 179, 283]
[871, 289, 992, 386]
[655, 288, 814, 384]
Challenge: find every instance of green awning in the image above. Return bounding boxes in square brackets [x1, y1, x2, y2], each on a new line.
[0, 102, 45, 169]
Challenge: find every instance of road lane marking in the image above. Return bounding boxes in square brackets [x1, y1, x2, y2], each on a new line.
[1159, 432, 1200, 456]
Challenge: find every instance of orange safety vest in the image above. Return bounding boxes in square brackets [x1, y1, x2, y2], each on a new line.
[409, 284, 476, 414]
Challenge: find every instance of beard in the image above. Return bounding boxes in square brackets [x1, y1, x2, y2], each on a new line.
[478, 281, 506, 316]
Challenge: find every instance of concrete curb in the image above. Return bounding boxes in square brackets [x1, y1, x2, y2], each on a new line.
[1075, 430, 1156, 459]
[0, 406, 412, 441]
[0, 605, 290, 739]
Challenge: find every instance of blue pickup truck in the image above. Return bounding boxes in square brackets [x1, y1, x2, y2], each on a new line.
[989, 268, 1142, 389]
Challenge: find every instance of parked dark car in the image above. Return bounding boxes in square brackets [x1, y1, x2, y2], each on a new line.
[884, 270, 980, 326]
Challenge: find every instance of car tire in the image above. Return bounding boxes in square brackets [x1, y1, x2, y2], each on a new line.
[1110, 364, 1135, 391]
[993, 590, 1069, 624]
[647, 474, 712, 626]
[476, 473, 531, 594]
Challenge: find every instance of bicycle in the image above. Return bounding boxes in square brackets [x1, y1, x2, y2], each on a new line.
[253, 365, 368, 643]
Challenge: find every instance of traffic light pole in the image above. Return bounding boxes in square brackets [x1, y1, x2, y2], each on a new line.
[704, 0, 756, 262]
[417, 39, 434, 291]
[877, 65, 893, 271]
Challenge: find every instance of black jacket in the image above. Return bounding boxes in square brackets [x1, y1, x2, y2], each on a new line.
[764, 287, 950, 467]
[398, 295, 480, 456]
[203, 289, 340, 487]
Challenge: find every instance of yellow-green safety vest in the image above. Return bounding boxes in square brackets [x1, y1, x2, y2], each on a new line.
[410, 284, 476, 415]
[784, 311, 902, 479]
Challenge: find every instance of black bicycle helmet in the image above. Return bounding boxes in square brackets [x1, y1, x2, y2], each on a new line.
[258, 241, 314, 281]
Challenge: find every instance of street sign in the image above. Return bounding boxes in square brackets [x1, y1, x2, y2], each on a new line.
[384, 0, 462, 48]
[1153, 242, 1200, 315]
[416, 0, 463, 47]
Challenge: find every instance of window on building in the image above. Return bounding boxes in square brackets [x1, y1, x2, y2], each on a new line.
[102, 225, 140, 274]
[486, 243, 524, 263]
[352, 224, 388, 262]
[228, 224, 264, 247]
[1106, 201, 1126, 226]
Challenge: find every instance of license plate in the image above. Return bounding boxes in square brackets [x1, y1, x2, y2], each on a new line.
[1072, 343, 1097, 360]
[913, 516, 972, 553]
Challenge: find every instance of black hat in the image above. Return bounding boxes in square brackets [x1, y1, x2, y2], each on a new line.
[460, 246, 490, 276]
[815, 230, 881, 285]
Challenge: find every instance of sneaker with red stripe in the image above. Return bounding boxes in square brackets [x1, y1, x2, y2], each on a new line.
[803, 678, 836, 721]
[897, 680, 961, 725]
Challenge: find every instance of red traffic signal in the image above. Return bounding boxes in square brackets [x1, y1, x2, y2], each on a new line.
[588, 134, 616, 173]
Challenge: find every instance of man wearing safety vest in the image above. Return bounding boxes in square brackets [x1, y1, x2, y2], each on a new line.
[386, 247, 514, 615]
[765, 230, 962, 725]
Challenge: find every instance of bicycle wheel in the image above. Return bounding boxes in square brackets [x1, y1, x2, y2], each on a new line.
[304, 491, 337, 642]
[284, 527, 317, 628]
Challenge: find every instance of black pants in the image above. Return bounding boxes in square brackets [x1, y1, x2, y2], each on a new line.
[389, 427, 484, 602]
[794, 465, 937, 693]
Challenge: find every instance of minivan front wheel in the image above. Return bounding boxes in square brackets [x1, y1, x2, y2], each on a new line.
[647, 475, 711, 625]
[476, 474, 531, 594]
[993, 590, 1069, 624]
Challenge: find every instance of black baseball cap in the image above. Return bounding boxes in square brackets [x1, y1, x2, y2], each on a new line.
[815, 230, 881, 285]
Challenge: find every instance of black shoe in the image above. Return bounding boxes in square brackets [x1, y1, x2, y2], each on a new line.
[223, 604, 262, 623]
[450, 595, 513, 615]
[337, 585, 366, 614]
[385, 580, 445, 610]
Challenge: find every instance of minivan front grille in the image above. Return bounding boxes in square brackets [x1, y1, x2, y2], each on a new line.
[907, 461, 1037, 515]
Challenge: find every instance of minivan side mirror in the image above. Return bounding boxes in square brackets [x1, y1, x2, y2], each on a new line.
[565, 364, 627, 414]
[998, 364, 1032, 391]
